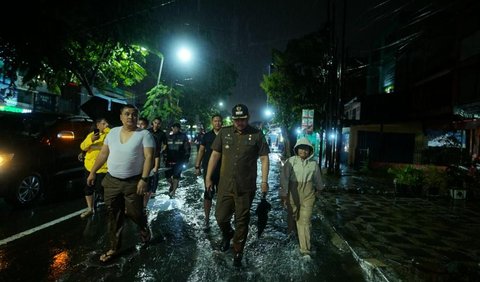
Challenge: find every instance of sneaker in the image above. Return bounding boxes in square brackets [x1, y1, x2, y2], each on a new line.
[233, 252, 243, 267]
[80, 209, 93, 218]
[301, 254, 312, 261]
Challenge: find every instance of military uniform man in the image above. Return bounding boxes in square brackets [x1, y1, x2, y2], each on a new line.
[206, 104, 270, 267]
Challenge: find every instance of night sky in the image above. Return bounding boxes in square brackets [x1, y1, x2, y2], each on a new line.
[151, 0, 409, 121]
[170, 0, 399, 121]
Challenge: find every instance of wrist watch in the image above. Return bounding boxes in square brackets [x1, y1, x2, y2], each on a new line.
[140, 176, 149, 182]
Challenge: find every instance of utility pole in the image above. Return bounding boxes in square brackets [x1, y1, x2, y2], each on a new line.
[334, 0, 348, 174]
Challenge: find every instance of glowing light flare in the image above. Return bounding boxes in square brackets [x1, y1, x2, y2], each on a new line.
[57, 131, 75, 140]
[0, 153, 14, 167]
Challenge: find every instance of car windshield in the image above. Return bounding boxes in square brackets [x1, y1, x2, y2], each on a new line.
[0, 113, 57, 138]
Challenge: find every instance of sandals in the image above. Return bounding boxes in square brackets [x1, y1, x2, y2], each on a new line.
[140, 228, 151, 244]
[99, 250, 117, 263]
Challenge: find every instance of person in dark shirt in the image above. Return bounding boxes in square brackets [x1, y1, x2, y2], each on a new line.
[147, 117, 167, 200]
[194, 114, 223, 228]
[165, 122, 191, 198]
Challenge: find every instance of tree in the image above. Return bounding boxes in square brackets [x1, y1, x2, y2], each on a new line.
[141, 84, 182, 125]
[0, 0, 160, 95]
[261, 28, 332, 158]
[177, 58, 237, 128]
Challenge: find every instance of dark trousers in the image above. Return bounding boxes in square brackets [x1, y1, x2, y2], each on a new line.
[215, 189, 255, 254]
[102, 173, 148, 251]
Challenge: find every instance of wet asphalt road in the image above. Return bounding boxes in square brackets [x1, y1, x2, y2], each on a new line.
[0, 152, 367, 282]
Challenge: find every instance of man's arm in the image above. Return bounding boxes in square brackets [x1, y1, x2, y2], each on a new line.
[86, 144, 109, 186]
[194, 145, 206, 175]
[137, 146, 154, 195]
[205, 150, 221, 189]
[259, 155, 270, 193]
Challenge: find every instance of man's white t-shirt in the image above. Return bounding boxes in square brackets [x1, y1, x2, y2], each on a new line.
[104, 127, 155, 179]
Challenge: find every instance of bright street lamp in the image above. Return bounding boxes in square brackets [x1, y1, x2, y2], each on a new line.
[177, 47, 192, 63]
[156, 47, 192, 86]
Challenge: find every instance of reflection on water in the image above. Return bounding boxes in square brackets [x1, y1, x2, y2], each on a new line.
[49, 249, 70, 281]
[0, 249, 8, 271]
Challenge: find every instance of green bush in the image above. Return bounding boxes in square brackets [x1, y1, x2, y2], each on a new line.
[387, 165, 424, 186]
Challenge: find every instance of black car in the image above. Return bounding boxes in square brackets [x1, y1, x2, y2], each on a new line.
[0, 112, 92, 207]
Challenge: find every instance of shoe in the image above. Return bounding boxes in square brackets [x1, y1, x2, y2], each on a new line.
[140, 228, 152, 244]
[233, 252, 242, 267]
[203, 220, 210, 232]
[99, 250, 117, 263]
[302, 254, 312, 260]
[220, 230, 234, 252]
[80, 209, 93, 218]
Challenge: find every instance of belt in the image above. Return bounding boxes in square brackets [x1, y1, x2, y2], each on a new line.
[107, 173, 141, 181]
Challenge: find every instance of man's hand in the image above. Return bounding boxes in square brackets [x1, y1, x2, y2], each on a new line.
[281, 196, 288, 208]
[91, 132, 100, 142]
[260, 182, 269, 194]
[205, 178, 213, 190]
[87, 172, 96, 186]
[195, 167, 201, 176]
[137, 179, 148, 195]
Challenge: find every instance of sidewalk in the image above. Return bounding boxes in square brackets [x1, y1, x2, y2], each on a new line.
[318, 170, 480, 281]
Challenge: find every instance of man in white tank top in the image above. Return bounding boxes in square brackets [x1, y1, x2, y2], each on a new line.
[87, 104, 155, 263]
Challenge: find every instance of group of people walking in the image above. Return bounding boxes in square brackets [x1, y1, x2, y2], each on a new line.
[79, 103, 323, 266]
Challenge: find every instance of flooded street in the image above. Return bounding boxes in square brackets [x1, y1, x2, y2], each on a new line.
[0, 152, 366, 281]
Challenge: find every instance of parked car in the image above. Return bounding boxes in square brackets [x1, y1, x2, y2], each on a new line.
[0, 112, 92, 207]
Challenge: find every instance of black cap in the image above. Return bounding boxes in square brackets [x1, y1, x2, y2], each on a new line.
[172, 122, 181, 128]
[231, 104, 249, 119]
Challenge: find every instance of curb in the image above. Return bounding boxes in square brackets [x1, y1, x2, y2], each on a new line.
[319, 208, 400, 282]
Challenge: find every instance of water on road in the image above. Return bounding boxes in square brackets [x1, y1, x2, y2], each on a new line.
[0, 153, 367, 281]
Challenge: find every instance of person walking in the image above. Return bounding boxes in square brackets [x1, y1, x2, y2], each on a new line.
[164, 122, 190, 198]
[147, 117, 167, 200]
[136, 117, 160, 210]
[194, 114, 223, 228]
[79, 118, 110, 218]
[206, 104, 270, 267]
[280, 137, 322, 259]
[87, 104, 155, 263]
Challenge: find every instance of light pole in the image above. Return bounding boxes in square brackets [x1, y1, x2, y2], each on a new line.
[156, 47, 192, 86]
[156, 53, 164, 86]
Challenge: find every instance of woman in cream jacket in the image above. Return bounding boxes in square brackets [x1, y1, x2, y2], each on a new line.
[280, 137, 322, 257]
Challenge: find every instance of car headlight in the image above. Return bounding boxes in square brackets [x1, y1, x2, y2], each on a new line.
[0, 153, 14, 168]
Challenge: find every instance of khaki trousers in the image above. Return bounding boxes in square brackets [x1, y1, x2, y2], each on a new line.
[288, 181, 316, 255]
[102, 173, 148, 251]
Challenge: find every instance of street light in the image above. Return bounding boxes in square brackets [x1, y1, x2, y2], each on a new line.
[156, 46, 192, 86]
[177, 47, 192, 63]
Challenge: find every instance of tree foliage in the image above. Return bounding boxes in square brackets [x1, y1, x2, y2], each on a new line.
[0, 0, 159, 94]
[261, 28, 332, 155]
[178, 58, 237, 128]
[141, 84, 182, 125]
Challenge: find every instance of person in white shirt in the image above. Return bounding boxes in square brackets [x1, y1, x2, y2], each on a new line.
[87, 104, 155, 263]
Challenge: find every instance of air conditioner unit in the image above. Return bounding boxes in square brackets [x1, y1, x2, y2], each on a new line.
[450, 189, 467, 200]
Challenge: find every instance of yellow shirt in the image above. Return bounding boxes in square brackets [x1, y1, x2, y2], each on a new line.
[80, 127, 110, 173]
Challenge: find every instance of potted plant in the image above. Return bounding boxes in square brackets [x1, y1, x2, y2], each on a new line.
[388, 165, 424, 197]
[422, 165, 448, 197]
